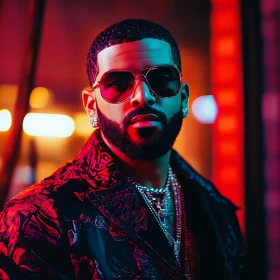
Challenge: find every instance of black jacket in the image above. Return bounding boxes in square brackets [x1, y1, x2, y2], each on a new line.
[0, 129, 244, 279]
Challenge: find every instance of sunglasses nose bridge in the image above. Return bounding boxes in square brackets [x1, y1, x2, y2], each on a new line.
[133, 73, 147, 82]
[132, 73, 153, 92]
[132, 73, 154, 95]
[130, 73, 156, 106]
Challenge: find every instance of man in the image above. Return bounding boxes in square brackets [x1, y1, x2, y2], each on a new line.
[0, 19, 244, 279]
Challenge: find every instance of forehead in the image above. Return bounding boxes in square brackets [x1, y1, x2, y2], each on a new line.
[96, 38, 175, 79]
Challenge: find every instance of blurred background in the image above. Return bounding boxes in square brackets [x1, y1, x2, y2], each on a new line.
[0, 0, 279, 279]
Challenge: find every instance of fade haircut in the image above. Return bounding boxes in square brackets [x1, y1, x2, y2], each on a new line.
[86, 18, 181, 87]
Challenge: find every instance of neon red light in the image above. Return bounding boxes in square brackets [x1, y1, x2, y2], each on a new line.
[211, 0, 244, 233]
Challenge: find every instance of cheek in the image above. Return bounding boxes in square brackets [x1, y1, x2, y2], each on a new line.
[160, 98, 181, 117]
[96, 95, 127, 124]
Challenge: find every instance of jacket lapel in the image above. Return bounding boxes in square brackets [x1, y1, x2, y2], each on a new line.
[85, 178, 183, 278]
[171, 151, 231, 279]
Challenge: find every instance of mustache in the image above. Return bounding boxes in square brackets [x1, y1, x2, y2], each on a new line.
[123, 107, 167, 127]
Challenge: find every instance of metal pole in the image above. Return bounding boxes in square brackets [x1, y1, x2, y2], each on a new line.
[0, 0, 47, 207]
[241, 0, 267, 278]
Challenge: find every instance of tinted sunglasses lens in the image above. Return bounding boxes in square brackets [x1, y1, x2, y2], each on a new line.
[100, 72, 135, 103]
[147, 67, 181, 97]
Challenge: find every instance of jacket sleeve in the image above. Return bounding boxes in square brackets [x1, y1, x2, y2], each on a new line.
[0, 197, 71, 280]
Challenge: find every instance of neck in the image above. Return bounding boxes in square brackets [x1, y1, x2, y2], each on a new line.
[101, 131, 171, 189]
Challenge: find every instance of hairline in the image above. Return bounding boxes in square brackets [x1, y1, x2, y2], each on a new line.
[94, 38, 177, 85]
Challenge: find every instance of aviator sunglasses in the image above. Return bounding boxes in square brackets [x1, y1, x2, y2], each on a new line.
[92, 65, 182, 104]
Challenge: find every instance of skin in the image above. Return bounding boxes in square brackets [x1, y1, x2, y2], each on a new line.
[83, 38, 189, 189]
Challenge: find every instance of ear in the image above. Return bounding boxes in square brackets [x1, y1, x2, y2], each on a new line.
[82, 89, 96, 117]
[180, 82, 190, 109]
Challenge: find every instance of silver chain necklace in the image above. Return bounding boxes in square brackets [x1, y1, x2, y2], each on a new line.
[136, 170, 171, 218]
[132, 166, 182, 265]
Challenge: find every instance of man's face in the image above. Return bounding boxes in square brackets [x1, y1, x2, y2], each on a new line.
[84, 38, 189, 160]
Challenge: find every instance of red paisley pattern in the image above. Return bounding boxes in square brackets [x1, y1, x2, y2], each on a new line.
[0, 269, 9, 280]
[0, 129, 149, 278]
[91, 186, 148, 234]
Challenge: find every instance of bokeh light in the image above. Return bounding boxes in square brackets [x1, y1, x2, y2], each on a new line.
[0, 109, 12, 131]
[192, 95, 218, 124]
[29, 87, 52, 108]
[73, 112, 93, 137]
[23, 113, 75, 138]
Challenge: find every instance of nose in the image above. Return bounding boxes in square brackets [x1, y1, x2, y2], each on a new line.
[130, 76, 156, 107]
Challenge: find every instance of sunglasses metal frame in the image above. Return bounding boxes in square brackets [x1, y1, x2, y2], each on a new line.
[92, 65, 182, 104]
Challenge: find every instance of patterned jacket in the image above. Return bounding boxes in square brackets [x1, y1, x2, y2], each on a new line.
[0, 129, 244, 279]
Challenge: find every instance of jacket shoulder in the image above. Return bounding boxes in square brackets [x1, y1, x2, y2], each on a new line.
[171, 150, 238, 210]
[0, 162, 81, 256]
[0, 168, 80, 276]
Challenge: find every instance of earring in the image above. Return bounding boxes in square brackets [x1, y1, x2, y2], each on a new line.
[182, 108, 189, 118]
[90, 116, 99, 127]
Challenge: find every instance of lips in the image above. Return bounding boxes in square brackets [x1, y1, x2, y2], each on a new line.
[131, 114, 159, 124]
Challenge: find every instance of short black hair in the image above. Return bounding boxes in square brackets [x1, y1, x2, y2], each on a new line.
[86, 18, 181, 87]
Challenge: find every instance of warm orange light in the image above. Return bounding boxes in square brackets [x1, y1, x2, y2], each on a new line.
[23, 113, 75, 138]
[0, 85, 18, 105]
[83, 85, 92, 91]
[29, 87, 52, 108]
[0, 109, 12, 131]
[73, 112, 93, 136]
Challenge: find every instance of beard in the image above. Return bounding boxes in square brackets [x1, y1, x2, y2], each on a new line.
[96, 104, 183, 160]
